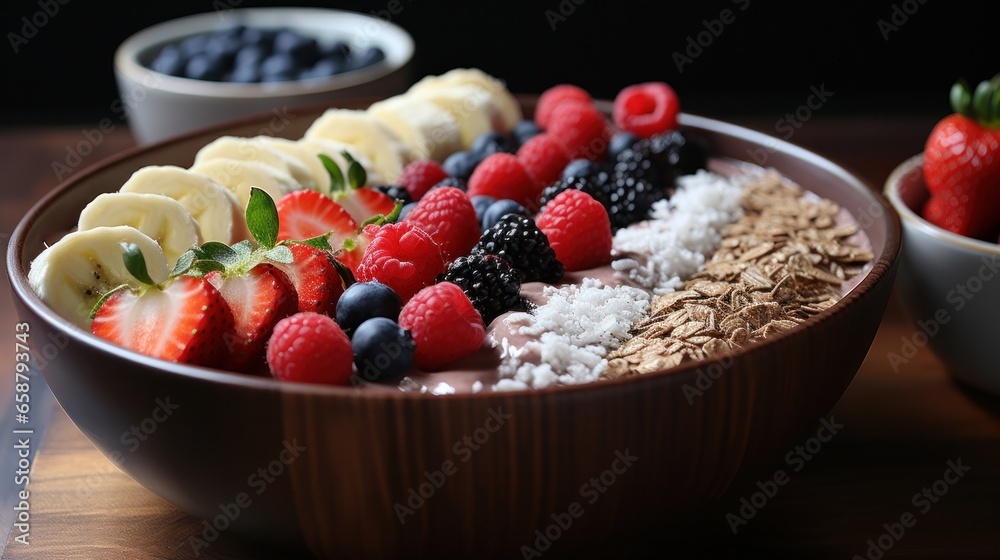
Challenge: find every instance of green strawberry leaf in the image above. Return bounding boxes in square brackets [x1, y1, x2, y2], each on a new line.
[950, 78, 972, 118]
[361, 199, 404, 227]
[120, 242, 156, 285]
[246, 187, 279, 249]
[89, 283, 129, 319]
[200, 241, 240, 268]
[342, 150, 367, 189]
[320, 154, 346, 195]
[265, 245, 294, 264]
[187, 259, 226, 277]
[342, 237, 357, 252]
[286, 234, 333, 251]
[169, 249, 197, 278]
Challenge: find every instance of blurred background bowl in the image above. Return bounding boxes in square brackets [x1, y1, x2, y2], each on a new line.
[114, 7, 414, 144]
[885, 154, 1000, 395]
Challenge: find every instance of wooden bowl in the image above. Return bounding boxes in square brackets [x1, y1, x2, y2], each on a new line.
[6, 100, 900, 558]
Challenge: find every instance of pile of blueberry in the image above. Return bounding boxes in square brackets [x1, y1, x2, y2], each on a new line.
[147, 24, 386, 83]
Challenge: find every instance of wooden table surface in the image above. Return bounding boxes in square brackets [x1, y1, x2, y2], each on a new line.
[2, 117, 999, 559]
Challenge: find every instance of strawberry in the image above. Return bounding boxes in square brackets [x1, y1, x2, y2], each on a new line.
[467, 152, 543, 211]
[536, 189, 612, 271]
[276, 189, 357, 247]
[272, 243, 349, 316]
[356, 221, 445, 303]
[922, 74, 1000, 239]
[403, 186, 480, 262]
[91, 273, 235, 368]
[320, 153, 396, 224]
[266, 312, 353, 385]
[398, 282, 485, 370]
[546, 101, 612, 161]
[397, 160, 450, 201]
[613, 82, 680, 139]
[535, 84, 592, 129]
[208, 263, 299, 373]
[517, 132, 571, 187]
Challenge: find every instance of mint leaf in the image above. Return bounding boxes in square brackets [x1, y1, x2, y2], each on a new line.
[200, 242, 240, 267]
[246, 187, 279, 249]
[319, 154, 345, 194]
[265, 245, 294, 264]
[287, 235, 333, 251]
[342, 150, 367, 189]
[120, 242, 156, 285]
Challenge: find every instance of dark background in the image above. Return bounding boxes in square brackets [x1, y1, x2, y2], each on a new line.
[0, 0, 996, 125]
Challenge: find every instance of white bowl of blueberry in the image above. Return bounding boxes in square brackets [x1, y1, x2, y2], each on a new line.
[114, 7, 414, 144]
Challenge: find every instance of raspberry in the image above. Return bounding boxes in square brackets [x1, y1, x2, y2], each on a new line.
[397, 160, 449, 202]
[535, 84, 592, 129]
[467, 152, 543, 211]
[517, 133, 571, 187]
[266, 312, 353, 385]
[356, 222, 446, 303]
[398, 282, 485, 369]
[536, 189, 612, 271]
[613, 82, 680, 139]
[547, 101, 612, 161]
[403, 186, 480, 262]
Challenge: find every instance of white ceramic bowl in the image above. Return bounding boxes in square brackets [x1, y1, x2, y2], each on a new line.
[114, 7, 414, 144]
[885, 154, 1000, 395]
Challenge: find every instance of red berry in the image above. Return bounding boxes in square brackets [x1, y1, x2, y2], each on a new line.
[547, 101, 612, 160]
[356, 222, 446, 303]
[467, 152, 543, 211]
[266, 312, 353, 385]
[334, 187, 396, 225]
[398, 282, 485, 370]
[517, 132, 571, 187]
[276, 190, 357, 248]
[272, 243, 348, 316]
[397, 160, 450, 201]
[535, 189, 612, 271]
[403, 186, 480, 262]
[535, 84, 592, 129]
[613, 82, 680, 139]
[91, 276, 235, 368]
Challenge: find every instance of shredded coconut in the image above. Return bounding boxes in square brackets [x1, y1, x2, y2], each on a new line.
[612, 170, 743, 294]
[495, 278, 650, 390]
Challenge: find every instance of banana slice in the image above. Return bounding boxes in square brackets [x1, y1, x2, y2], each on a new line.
[190, 158, 299, 208]
[409, 85, 505, 149]
[28, 226, 170, 329]
[367, 96, 462, 161]
[256, 136, 331, 192]
[297, 138, 383, 188]
[408, 68, 522, 131]
[78, 192, 202, 267]
[193, 136, 317, 191]
[119, 165, 249, 244]
[303, 109, 412, 182]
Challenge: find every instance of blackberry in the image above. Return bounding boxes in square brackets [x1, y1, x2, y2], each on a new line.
[646, 130, 709, 175]
[439, 254, 524, 324]
[373, 184, 412, 205]
[473, 215, 563, 283]
[604, 174, 667, 230]
[539, 173, 612, 210]
[561, 158, 610, 181]
[614, 145, 670, 187]
[608, 132, 640, 161]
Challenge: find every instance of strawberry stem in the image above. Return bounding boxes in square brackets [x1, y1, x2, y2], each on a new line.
[951, 73, 1000, 129]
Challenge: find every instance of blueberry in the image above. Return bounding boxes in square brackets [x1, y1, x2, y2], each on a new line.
[260, 53, 297, 82]
[471, 131, 514, 156]
[609, 132, 640, 162]
[150, 45, 186, 76]
[229, 64, 261, 83]
[562, 158, 608, 180]
[336, 281, 402, 335]
[184, 53, 226, 81]
[303, 56, 347, 79]
[352, 317, 415, 382]
[241, 27, 276, 48]
[234, 44, 268, 68]
[511, 120, 543, 147]
[349, 46, 385, 70]
[442, 150, 482, 181]
[179, 33, 210, 56]
[398, 201, 418, 221]
[471, 195, 496, 227]
[274, 30, 320, 65]
[482, 199, 528, 231]
[205, 34, 241, 65]
[429, 177, 466, 192]
[212, 24, 245, 41]
[324, 40, 351, 60]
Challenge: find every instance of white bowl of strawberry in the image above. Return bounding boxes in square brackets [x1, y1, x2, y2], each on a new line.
[885, 73, 1000, 395]
[8, 69, 900, 556]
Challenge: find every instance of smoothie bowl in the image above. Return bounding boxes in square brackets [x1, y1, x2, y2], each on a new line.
[7, 72, 899, 557]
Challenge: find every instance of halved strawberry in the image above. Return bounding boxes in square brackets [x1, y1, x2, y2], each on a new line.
[208, 263, 298, 373]
[91, 276, 235, 367]
[272, 243, 349, 316]
[276, 190, 357, 248]
[320, 152, 396, 224]
[334, 224, 375, 276]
